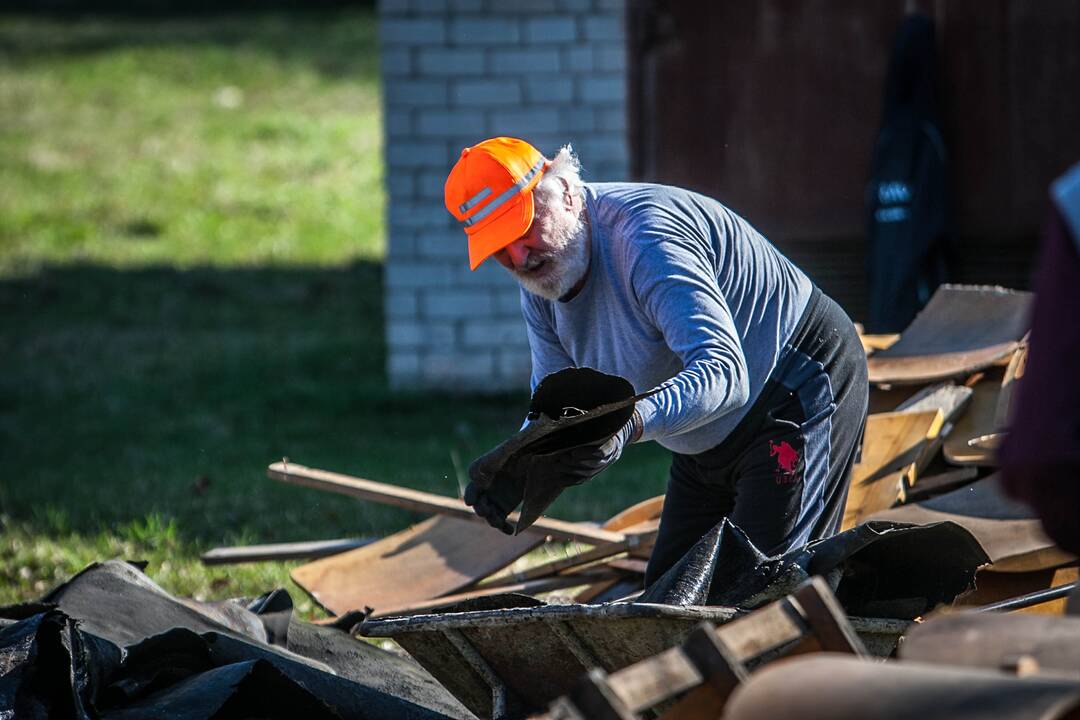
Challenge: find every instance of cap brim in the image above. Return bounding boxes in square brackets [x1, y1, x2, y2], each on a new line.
[467, 191, 534, 271]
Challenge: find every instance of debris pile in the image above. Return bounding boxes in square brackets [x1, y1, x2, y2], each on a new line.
[4, 283, 1077, 719]
[0, 560, 473, 719]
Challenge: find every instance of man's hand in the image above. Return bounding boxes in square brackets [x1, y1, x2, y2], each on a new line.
[464, 453, 527, 535]
[536, 409, 643, 485]
[465, 407, 643, 535]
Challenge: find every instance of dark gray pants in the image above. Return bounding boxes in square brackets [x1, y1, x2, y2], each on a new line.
[644, 288, 869, 586]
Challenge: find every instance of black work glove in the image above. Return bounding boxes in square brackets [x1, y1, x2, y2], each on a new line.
[464, 410, 643, 535]
[464, 452, 527, 535]
[535, 410, 643, 486]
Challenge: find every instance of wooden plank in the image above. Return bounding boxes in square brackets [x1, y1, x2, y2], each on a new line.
[606, 558, 649, 575]
[605, 623, 748, 716]
[859, 333, 900, 355]
[498, 497, 660, 605]
[679, 622, 748, 696]
[994, 343, 1028, 429]
[268, 461, 627, 545]
[608, 645, 701, 712]
[567, 669, 636, 720]
[602, 495, 664, 531]
[659, 627, 746, 718]
[476, 544, 627, 591]
[897, 467, 979, 505]
[573, 578, 625, 604]
[550, 580, 857, 718]
[604, 496, 663, 561]
[201, 537, 374, 565]
[291, 515, 543, 617]
[895, 382, 973, 470]
[842, 410, 944, 530]
[554, 498, 662, 602]
[790, 577, 867, 656]
[713, 599, 804, 661]
[475, 519, 659, 591]
[895, 381, 974, 423]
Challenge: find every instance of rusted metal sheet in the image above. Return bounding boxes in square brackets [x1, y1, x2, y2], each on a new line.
[868, 474, 1076, 572]
[724, 655, 1080, 720]
[361, 603, 908, 719]
[631, 2, 1080, 318]
[902, 611, 1080, 678]
[291, 515, 543, 617]
[867, 285, 1032, 385]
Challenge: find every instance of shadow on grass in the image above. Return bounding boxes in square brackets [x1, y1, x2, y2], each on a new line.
[0, 9, 379, 81]
[0, 261, 524, 546]
[1, 261, 674, 549]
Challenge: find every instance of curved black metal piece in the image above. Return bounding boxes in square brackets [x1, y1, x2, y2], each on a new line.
[468, 368, 663, 535]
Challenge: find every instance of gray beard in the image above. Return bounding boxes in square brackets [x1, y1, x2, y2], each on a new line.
[514, 209, 590, 301]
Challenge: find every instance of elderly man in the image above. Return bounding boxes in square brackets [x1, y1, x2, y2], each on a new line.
[444, 137, 868, 584]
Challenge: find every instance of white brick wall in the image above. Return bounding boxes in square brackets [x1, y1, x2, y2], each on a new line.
[379, 0, 630, 391]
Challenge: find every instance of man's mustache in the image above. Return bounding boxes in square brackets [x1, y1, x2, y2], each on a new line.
[518, 253, 552, 273]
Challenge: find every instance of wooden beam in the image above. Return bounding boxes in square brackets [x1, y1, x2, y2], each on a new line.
[475, 543, 628, 590]
[607, 645, 702, 712]
[474, 519, 658, 591]
[897, 467, 979, 505]
[200, 538, 374, 565]
[841, 410, 944, 530]
[268, 461, 628, 546]
[602, 495, 664, 531]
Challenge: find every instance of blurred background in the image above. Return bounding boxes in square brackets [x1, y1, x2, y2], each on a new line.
[2, 0, 1078, 611]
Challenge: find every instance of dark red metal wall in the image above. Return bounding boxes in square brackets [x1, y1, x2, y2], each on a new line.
[629, 0, 1080, 320]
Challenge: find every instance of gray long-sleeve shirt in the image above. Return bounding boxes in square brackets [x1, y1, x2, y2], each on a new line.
[521, 182, 813, 455]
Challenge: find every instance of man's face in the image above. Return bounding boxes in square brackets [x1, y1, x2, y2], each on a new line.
[492, 185, 588, 300]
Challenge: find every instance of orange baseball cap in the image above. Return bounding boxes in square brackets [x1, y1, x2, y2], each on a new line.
[445, 137, 550, 270]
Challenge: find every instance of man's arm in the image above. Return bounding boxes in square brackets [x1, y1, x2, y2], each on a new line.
[628, 239, 750, 442]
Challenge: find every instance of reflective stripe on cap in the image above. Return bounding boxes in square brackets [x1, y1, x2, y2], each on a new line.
[462, 158, 545, 228]
[459, 187, 492, 214]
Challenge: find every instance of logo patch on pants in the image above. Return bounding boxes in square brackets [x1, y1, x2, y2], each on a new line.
[769, 440, 801, 485]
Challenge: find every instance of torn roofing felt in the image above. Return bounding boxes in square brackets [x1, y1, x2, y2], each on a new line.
[386, 518, 989, 622]
[637, 518, 989, 619]
[0, 561, 473, 720]
[468, 367, 662, 534]
[637, 519, 803, 609]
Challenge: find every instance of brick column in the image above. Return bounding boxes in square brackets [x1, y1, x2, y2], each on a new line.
[379, 0, 629, 391]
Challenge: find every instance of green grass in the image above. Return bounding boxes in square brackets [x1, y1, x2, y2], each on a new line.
[0, 12, 671, 612]
[0, 12, 382, 273]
